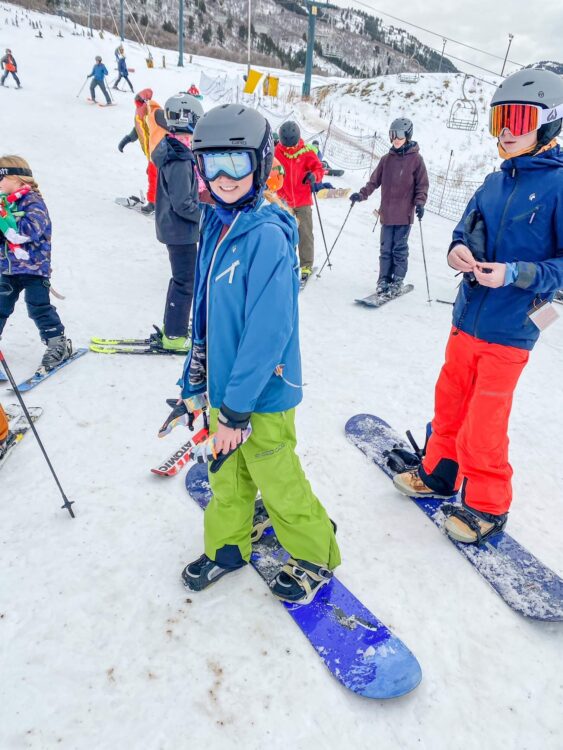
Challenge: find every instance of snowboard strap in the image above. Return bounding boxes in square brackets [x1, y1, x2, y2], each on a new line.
[279, 558, 333, 599]
[384, 446, 420, 474]
[442, 504, 507, 545]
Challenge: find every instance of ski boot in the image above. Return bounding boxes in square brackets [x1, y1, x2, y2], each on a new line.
[300, 266, 313, 283]
[442, 501, 508, 545]
[393, 466, 456, 500]
[376, 280, 390, 295]
[181, 553, 245, 592]
[140, 201, 155, 215]
[387, 279, 404, 297]
[270, 558, 333, 605]
[161, 332, 190, 353]
[0, 431, 15, 461]
[39, 335, 73, 372]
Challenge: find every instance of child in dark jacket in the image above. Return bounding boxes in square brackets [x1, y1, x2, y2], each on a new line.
[275, 121, 324, 282]
[351, 117, 428, 295]
[87, 56, 111, 105]
[0, 156, 72, 372]
[393, 69, 563, 544]
[113, 45, 133, 92]
[147, 93, 203, 352]
[1, 48, 20, 88]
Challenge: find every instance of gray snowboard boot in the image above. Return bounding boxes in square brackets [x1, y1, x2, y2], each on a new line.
[40, 334, 73, 372]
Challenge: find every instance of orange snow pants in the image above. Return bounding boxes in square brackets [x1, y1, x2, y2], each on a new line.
[420, 328, 529, 515]
[146, 161, 158, 204]
[0, 404, 8, 442]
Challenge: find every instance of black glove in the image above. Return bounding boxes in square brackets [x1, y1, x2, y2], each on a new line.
[350, 192, 364, 204]
[118, 134, 133, 153]
[302, 172, 316, 186]
[415, 205, 425, 220]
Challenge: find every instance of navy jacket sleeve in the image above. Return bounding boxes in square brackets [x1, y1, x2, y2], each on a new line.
[165, 161, 200, 222]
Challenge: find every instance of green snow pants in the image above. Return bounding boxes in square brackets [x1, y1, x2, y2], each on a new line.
[204, 408, 341, 570]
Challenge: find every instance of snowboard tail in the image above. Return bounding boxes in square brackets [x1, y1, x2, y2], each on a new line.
[345, 413, 563, 621]
[185, 462, 422, 699]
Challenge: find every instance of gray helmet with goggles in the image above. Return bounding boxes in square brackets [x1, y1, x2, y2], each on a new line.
[389, 117, 413, 142]
[490, 68, 563, 146]
[164, 93, 204, 133]
[192, 104, 273, 206]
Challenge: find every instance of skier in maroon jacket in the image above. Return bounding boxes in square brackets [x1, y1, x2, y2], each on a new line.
[350, 117, 429, 295]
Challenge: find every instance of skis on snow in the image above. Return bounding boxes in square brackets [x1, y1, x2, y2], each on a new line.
[0, 405, 43, 470]
[355, 284, 414, 308]
[90, 327, 188, 356]
[184, 461, 422, 699]
[6, 348, 88, 393]
[345, 413, 563, 621]
[151, 426, 209, 476]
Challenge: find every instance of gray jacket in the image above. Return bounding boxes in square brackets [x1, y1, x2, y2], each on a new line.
[151, 135, 200, 245]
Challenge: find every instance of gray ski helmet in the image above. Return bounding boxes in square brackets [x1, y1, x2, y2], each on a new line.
[491, 68, 563, 145]
[95, 55, 102, 63]
[279, 120, 300, 147]
[192, 103, 273, 191]
[389, 117, 413, 141]
[164, 93, 204, 133]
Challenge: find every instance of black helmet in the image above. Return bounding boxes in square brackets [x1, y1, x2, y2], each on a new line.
[164, 93, 204, 133]
[491, 68, 563, 147]
[389, 117, 413, 141]
[279, 120, 300, 147]
[192, 104, 273, 206]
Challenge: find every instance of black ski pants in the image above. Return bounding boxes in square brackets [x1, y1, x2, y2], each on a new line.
[163, 244, 198, 338]
[1, 70, 20, 87]
[378, 224, 411, 282]
[114, 72, 134, 91]
[0, 274, 64, 340]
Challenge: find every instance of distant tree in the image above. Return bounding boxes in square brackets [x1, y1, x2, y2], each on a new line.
[162, 20, 176, 34]
[217, 23, 224, 45]
[226, 14, 233, 31]
[238, 23, 246, 41]
[188, 15, 194, 35]
[202, 24, 212, 44]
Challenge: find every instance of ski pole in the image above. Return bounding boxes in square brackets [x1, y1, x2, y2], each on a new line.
[418, 218, 432, 304]
[371, 215, 380, 233]
[312, 189, 331, 271]
[317, 203, 354, 279]
[76, 76, 88, 98]
[0, 349, 75, 518]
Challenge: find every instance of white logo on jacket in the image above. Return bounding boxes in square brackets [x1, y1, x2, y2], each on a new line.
[215, 260, 240, 284]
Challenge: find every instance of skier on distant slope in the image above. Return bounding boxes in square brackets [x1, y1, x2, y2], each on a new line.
[350, 117, 428, 296]
[172, 104, 340, 601]
[0, 156, 73, 373]
[1, 48, 21, 88]
[86, 55, 111, 105]
[392, 69, 563, 544]
[113, 45, 134, 92]
[118, 89, 158, 214]
[275, 121, 324, 284]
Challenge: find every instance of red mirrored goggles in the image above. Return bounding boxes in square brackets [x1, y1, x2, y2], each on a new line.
[489, 102, 561, 137]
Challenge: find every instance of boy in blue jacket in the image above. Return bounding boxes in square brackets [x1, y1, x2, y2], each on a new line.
[170, 104, 340, 603]
[87, 56, 111, 105]
[113, 45, 134, 92]
[393, 69, 563, 544]
[148, 93, 203, 352]
[0, 156, 72, 372]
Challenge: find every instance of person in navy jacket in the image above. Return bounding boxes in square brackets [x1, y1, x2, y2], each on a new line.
[393, 68, 563, 544]
[113, 45, 133, 92]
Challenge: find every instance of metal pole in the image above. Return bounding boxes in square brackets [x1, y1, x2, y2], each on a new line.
[302, 3, 317, 98]
[438, 149, 454, 216]
[247, 0, 251, 75]
[99, 0, 102, 32]
[500, 33, 514, 77]
[438, 38, 446, 73]
[120, 0, 124, 41]
[178, 0, 184, 66]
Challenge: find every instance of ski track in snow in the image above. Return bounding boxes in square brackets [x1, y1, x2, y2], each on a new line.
[0, 3, 562, 749]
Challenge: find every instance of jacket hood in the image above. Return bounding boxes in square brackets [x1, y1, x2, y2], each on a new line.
[278, 139, 314, 158]
[209, 199, 299, 248]
[501, 144, 563, 172]
[151, 134, 193, 168]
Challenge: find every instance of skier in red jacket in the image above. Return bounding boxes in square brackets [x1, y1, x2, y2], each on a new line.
[275, 121, 324, 282]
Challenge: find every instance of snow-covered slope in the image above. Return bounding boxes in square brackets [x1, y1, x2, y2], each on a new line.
[1, 5, 562, 750]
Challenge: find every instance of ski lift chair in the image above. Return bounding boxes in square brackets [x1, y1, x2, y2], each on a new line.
[398, 56, 421, 84]
[447, 75, 478, 131]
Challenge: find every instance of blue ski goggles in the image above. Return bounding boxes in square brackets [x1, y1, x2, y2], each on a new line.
[197, 150, 256, 181]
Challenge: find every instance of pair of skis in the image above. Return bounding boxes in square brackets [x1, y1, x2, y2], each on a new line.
[89, 332, 187, 356]
[0, 349, 88, 392]
[355, 284, 414, 308]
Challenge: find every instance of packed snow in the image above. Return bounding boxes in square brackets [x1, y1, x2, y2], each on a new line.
[1, 3, 562, 749]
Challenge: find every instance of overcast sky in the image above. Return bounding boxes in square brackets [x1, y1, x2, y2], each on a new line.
[330, 0, 561, 78]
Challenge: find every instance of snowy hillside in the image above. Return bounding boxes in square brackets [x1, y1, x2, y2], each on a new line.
[1, 4, 563, 750]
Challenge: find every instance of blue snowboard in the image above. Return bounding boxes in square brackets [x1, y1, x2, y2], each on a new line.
[345, 414, 563, 622]
[185, 462, 422, 699]
[9, 348, 88, 392]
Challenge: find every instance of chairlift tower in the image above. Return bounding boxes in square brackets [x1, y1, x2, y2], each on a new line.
[302, 1, 329, 98]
